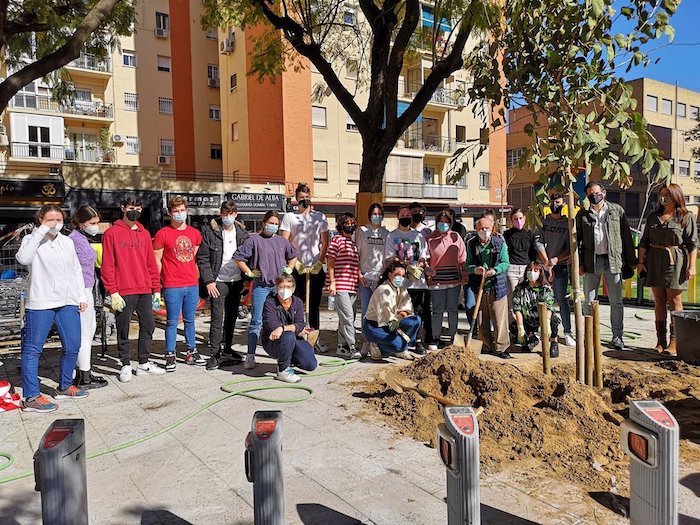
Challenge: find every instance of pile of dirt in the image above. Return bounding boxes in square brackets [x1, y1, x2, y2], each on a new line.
[363, 349, 700, 492]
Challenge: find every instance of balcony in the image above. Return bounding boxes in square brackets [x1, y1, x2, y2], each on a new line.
[9, 94, 113, 119]
[384, 182, 458, 200]
[67, 53, 112, 74]
[11, 142, 64, 161]
[398, 80, 462, 108]
[65, 146, 115, 163]
[398, 130, 456, 155]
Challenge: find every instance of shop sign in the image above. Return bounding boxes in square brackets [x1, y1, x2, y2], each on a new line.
[0, 178, 65, 200]
[226, 192, 284, 211]
[166, 193, 222, 208]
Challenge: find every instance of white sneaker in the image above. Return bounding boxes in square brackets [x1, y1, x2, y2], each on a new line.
[360, 342, 371, 358]
[395, 350, 415, 360]
[244, 354, 256, 369]
[348, 346, 362, 359]
[427, 343, 439, 352]
[119, 365, 132, 383]
[135, 361, 166, 376]
[315, 340, 329, 353]
[369, 342, 382, 361]
[277, 367, 301, 383]
[563, 333, 576, 347]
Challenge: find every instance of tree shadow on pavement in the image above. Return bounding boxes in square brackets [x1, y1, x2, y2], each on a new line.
[603, 349, 677, 362]
[297, 503, 366, 524]
[589, 491, 629, 517]
[480, 504, 540, 524]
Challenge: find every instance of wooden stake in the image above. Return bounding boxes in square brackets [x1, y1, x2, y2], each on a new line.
[539, 302, 550, 375]
[592, 301, 603, 387]
[585, 315, 594, 386]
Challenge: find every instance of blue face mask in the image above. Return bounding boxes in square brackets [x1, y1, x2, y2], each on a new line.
[172, 211, 187, 223]
[264, 224, 279, 235]
[371, 214, 383, 225]
[222, 215, 236, 226]
[437, 222, 450, 233]
[392, 276, 406, 288]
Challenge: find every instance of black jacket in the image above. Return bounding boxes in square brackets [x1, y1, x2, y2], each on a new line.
[197, 218, 250, 285]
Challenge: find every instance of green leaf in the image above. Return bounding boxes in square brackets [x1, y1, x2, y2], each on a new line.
[590, 0, 605, 18]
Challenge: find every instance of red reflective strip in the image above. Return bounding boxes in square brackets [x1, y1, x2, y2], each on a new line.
[451, 415, 475, 435]
[644, 407, 676, 429]
[255, 419, 277, 440]
[628, 432, 649, 462]
[43, 428, 72, 449]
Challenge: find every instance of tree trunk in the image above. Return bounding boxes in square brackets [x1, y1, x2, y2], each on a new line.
[358, 134, 395, 194]
[565, 167, 585, 383]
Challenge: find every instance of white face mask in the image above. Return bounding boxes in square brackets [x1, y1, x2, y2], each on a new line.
[477, 230, 491, 242]
[277, 288, 294, 300]
[527, 271, 540, 282]
[84, 224, 100, 236]
[53, 222, 64, 232]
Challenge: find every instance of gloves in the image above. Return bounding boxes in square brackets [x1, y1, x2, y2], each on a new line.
[152, 292, 161, 311]
[295, 260, 309, 274]
[406, 265, 424, 280]
[246, 269, 262, 279]
[396, 329, 411, 343]
[517, 325, 526, 344]
[110, 293, 126, 312]
[282, 266, 293, 275]
[310, 260, 324, 275]
[387, 318, 399, 332]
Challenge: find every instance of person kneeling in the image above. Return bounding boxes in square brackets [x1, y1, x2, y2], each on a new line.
[261, 275, 318, 383]
[362, 261, 421, 360]
[512, 262, 560, 358]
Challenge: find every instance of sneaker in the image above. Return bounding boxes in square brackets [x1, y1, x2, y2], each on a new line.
[244, 354, 256, 369]
[22, 395, 58, 413]
[54, 385, 89, 399]
[314, 340, 329, 354]
[136, 361, 166, 376]
[119, 365, 132, 383]
[427, 343, 439, 352]
[563, 333, 576, 347]
[611, 335, 626, 351]
[369, 342, 383, 361]
[395, 350, 415, 360]
[205, 354, 221, 370]
[360, 342, 371, 358]
[550, 342, 560, 358]
[165, 354, 177, 372]
[185, 351, 206, 366]
[348, 345, 362, 359]
[277, 367, 301, 383]
[496, 351, 513, 360]
[336, 344, 351, 357]
[412, 342, 427, 356]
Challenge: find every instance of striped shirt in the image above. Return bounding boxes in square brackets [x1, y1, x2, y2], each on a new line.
[326, 235, 360, 292]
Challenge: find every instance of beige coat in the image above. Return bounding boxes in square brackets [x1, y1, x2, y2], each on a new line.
[365, 282, 414, 327]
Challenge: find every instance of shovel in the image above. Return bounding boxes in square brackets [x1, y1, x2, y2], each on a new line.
[302, 269, 320, 348]
[379, 370, 460, 406]
[454, 271, 487, 353]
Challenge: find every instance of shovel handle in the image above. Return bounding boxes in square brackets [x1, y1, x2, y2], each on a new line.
[464, 271, 488, 348]
[416, 387, 460, 406]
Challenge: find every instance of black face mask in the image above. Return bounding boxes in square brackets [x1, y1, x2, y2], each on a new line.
[399, 217, 412, 227]
[412, 213, 424, 224]
[342, 225, 356, 235]
[551, 204, 563, 215]
[589, 193, 604, 205]
[298, 199, 311, 209]
[126, 210, 141, 222]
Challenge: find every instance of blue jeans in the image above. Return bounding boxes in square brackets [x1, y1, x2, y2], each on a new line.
[553, 265, 572, 334]
[362, 316, 421, 356]
[463, 285, 476, 324]
[248, 284, 277, 355]
[583, 256, 623, 337]
[358, 282, 374, 320]
[22, 306, 81, 399]
[163, 285, 199, 354]
[262, 332, 318, 372]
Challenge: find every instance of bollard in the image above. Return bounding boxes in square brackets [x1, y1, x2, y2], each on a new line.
[592, 301, 603, 387]
[437, 406, 480, 525]
[621, 400, 679, 525]
[584, 315, 594, 386]
[538, 302, 550, 375]
[245, 411, 284, 525]
[33, 419, 88, 525]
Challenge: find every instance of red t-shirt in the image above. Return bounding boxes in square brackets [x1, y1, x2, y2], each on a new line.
[153, 225, 202, 288]
[326, 235, 359, 292]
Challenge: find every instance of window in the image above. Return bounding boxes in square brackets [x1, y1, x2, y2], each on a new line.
[123, 51, 136, 67]
[231, 122, 239, 141]
[646, 95, 658, 112]
[661, 99, 672, 115]
[506, 148, 525, 168]
[208, 64, 219, 80]
[13, 81, 37, 108]
[229, 73, 237, 92]
[126, 136, 139, 154]
[695, 162, 700, 180]
[695, 196, 700, 204]
[343, 8, 357, 26]
[155, 12, 169, 30]
[679, 159, 690, 177]
[28, 125, 51, 157]
[346, 114, 358, 132]
[160, 138, 175, 156]
[685, 195, 691, 203]
[157, 55, 171, 72]
[691, 106, 699, 120]
[479, 171, 489, 189]
[313, 160, 328, 181]
[209, 105, 221, 121]
[158, 97, 173, 115]
[206, 30, 217, 41]
[124, 92, 138, 111]
[210, 144, 222, 160]
[678, 102, 686, 118]
[348, 163, 360, 183]
[670, 158, 674, 175]
[346, 60, 358, 80]
[312, 106, 327, 128]
[455, 125, 466, 143]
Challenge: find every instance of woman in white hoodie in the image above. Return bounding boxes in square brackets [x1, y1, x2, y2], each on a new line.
[16, 204, 89, 413]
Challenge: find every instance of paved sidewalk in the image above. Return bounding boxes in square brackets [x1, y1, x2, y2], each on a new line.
[0, 302, 698, 524]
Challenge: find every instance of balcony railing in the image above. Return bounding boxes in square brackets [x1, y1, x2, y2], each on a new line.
[399, 130, 456, 154]
[65, 146, 115, 163]
[398, 79, 462, 107]
[9, 94, 113, 118]
[384, 182, 458, 200]
[11, 142, 65, 160]
[68, 53, 111, 73]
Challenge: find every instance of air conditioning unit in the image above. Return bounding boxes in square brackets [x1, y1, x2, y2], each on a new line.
[220, 35, 235, 54]
[111, 134, 124, 145]
[157, 155, 170, 165]
[207, 77, 220, 88]
[456, 96, 467, 107]
[154, 27, 169, 38]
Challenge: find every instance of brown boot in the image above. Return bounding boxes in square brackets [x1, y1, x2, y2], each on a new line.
[654, 321, 668, 353]
[666, 323, 676, 355]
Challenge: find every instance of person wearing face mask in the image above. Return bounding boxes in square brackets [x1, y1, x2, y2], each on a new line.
[503, 208, 548, 322]
[260, 275, 318, 383]
[356, 203, 389, 324]
[576, 182, 637, 351]
[102, 195, 165, 382]
[512, 262, 560, 357]
[466, 217, 511, 358]
[233, 210, 298, 369]
[16, 205, 89, 412]
[362, 260, 421, 360]
[68, 205, 108, 389]
[280, 182, 330, 352]
[638, 183, 698, 354]
[197, 201, 250, 369]
[409, 201, 432, 240]
[426, 210, 467, 350]
[535, 193, 576, 347]
[385, 205, 431, 354]
[326, 213, 361, 358]
[154, 197, 204, 371]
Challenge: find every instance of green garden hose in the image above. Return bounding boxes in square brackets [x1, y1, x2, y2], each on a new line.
[0, 357, 357, 485]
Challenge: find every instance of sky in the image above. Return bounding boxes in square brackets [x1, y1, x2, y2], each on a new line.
[619, 1, 700, 92]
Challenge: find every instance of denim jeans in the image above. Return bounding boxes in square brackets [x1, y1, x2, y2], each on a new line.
[262, 332, 318, 372]
[163, 285, 199, 354]
[583, 256, 623, 337]
[22, 306, 81, 399]
[362, 316, 421, 356]
[463, 285, 476, 324]
[247, 284, 277, 355]
[358, 282, 374, 320]
[553, 264, 572, 334]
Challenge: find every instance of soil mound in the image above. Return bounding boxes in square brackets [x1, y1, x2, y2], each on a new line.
[363, 348, 700, 491]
